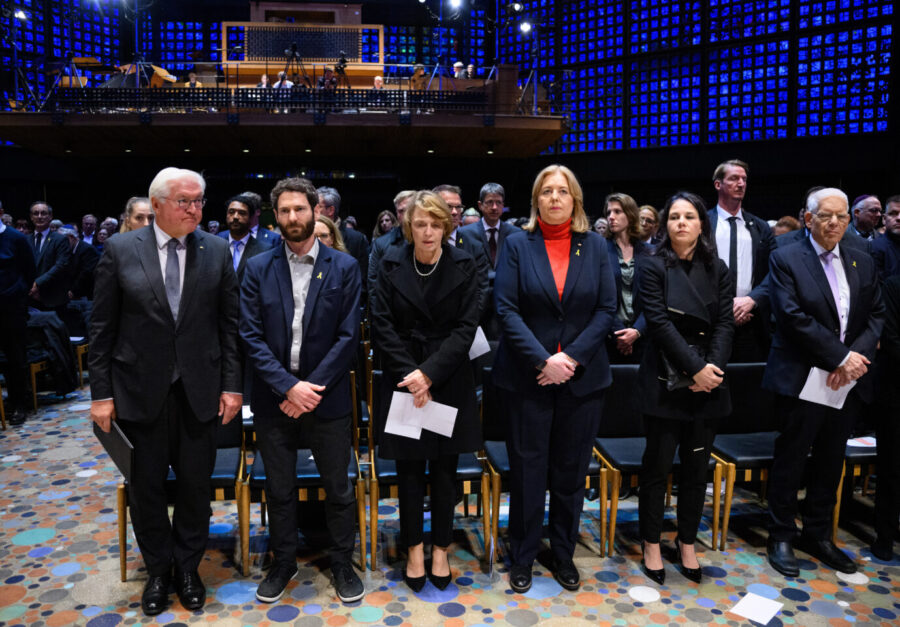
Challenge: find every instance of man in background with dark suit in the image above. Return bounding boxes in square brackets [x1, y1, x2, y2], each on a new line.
[29, 201, 71, 314]
[224, 194, 268, 282]
[458, 182, 521, 338]
[316, 186, 368, 294]
[240, 177, 364, 604]
[708, 159, 776, 361]
[89, 167, 242, 616]
[367, 190, 415, 299]
[0, 202, 36, 425]
[870, 195, 900, 281]
[60, 224, 99, 300]
[763, 187, 883, 577]
[218, 191, 281, 248]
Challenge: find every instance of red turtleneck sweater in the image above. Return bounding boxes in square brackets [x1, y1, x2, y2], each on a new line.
[539, 217, 572, 301]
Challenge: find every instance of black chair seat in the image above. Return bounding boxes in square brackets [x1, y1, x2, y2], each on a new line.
[844, 444, 877, 464]
[373, 446, 398, 483]
[26, 348, 51, 363]
[713, 432, 779, 468]
[597, 436, 717, 472]
[248, 448, 358, 488]
[484, 440, 509, 474]
[210, 448, 242, 486]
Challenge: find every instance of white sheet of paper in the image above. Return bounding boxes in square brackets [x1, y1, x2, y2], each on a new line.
[384, 392, 422, 439]
[847, 436, 877, 447]
[388, 391, 458, 438]
[730, 592, 783, 625]
[798, 367, 856, 409]
[468, 326, 491, 360]
[242, 405, 253, 419]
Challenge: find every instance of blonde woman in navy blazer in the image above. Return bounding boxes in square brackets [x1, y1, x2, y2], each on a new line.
[493, 165, 617, 593]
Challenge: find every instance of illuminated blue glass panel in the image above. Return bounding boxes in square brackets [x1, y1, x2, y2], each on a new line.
[361, 28, 380, 63]
[384, 25, 416, 76]
[798, 0, 893, 29]
[226, 25, 245, 66]
[498, 0, 555, 73]
[708, 40, 790, 142]
[628, 53, 702, 147]
[160, 21, 206, 73]
[561, 1, 624, 65]
[422, 26, 460, 66]
[629, 0, 702, 54]
[796, 24, 891, 136]
[559, 63, 625, 153]
[709, 0, 791, 42]
[466, 8, 487, 73]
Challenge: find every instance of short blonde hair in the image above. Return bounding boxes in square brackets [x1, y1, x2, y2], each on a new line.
[523, 164, 589, 233]
[402, 190, 453, 243]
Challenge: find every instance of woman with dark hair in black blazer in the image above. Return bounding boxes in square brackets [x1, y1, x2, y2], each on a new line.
[604, 192, 653, 363]
[371, 190, 480, 593]
[635, 191, 735, 585]
[493, 164, 617, 593]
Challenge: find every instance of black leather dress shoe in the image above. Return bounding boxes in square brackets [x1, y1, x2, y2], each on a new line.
[767, 538, 799, 577]
[175, 569, 206, 610]
[141, 574, 170, 616]
[799, 536, 857, 573]
[553, 559, 580, 591]
[8, 408, 27, 426]
[870, 538, 894, 562]
[509, 563, 532, 593]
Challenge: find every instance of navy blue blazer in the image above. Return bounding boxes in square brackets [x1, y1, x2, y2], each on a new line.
[605, 237, 651, 335]
[493, 228, 617, 396]
[239, 242, 361, 420]
[762, 237, 884, 403]
[870, 231, 900, 282]
[218, 227, 281, 248]
[458, 219, 522, 271]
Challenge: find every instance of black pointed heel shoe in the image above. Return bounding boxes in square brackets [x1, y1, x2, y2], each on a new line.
[641, 541, 666, 585]
[403, 570, 427, 593]
[675, 538, 703, 584]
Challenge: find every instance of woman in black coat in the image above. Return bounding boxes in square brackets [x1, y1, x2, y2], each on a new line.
[635, 191, 735, 585]
[371, 190, 480, 592]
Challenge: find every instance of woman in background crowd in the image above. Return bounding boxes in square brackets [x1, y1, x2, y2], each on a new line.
[120, 197, 153, 233]
[639, 205, 660, 244]
[315, 215, 348, 253]
[372, 209, 399, 240]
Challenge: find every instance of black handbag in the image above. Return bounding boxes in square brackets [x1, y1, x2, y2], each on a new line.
[658, 345, 705, 392]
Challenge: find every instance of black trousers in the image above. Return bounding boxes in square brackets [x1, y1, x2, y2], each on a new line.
[255, 410, 356, 567]
[0, 295, 28, 411]
[729, 318, 769, 363]
[504, 386, 604, 566]
[396, 454, 459, 548]
[638, 416, 716, 543]
[118, 380, 217, 576]
[874, 402, 900, 543]
[768, 394, 857, 541]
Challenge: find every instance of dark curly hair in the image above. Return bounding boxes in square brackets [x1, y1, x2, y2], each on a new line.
[653, 191, 717, 268]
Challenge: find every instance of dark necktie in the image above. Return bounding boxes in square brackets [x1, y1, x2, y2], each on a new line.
[727, 216, 738, 295]
[165, 238, 181, 321]
[488, 228, 498, 267]
[34, 231, 42, 251]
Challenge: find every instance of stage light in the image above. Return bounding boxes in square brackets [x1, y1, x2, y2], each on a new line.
[449, 0, 462, 8]
[418, 0, 426, 3]
[14, 10, 27, 20]
[509, 2, 523, 12]
[519, 21, 532, 34]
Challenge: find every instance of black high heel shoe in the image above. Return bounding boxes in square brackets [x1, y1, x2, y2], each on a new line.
[640, 541, 666, 585]
[428, 571, 452, 590]
[403, 566, 426, 593]
[675, 538, 703, 584]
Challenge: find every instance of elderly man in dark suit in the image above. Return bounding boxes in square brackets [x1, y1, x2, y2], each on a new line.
[28, 201, 71, 313]
[89, 167, 242, 616]
[763, 187, 883, 577]
[316, 186, 368, 294]
[240, 177, 364, 604]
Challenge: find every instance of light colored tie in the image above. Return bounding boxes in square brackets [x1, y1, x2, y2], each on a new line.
[232, 240, 243, 272]
[165, 238, 181, 321]
[820, 251, 843, 341]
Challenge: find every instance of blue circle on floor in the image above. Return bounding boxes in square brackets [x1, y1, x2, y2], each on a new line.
[595, 570, 619, 582]
[439, 602, 466, 618]
[747, 583, 780, 600]
[412, 582, 458, 602]
[523, 575, 563, 600]
[874, 608, 896, 619]
[85, 614, 121, 627]
[782, 588, 810, 602]
[267, 605, 300, 622]
[809, 601, 843, 618]
[216, 581, 257, 605]
[703, 566, 727, 578]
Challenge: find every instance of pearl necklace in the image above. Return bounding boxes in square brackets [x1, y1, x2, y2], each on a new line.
[413, 249, 442, 277]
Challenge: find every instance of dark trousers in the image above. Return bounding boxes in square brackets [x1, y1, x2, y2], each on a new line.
[768, 394, 856, 541]
[396, 454, 459, 548]
[874, 403, 900, 542]
[118, 380, 217, 576]
[504, 386, 604, 566]
[638, 416, 716, 543]
[255, 410, 356, 567]
[0, 295, 28, 411]
[730, 318, 769, 363]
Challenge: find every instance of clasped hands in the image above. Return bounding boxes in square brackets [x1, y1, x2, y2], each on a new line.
[689, 363, 724, 393]
[280, 380, 326, 418]
[536, 352, 578, 386]
[397, 369, 432, 408]
[732, 296, 755, 326]
[826, 351, 869, 391]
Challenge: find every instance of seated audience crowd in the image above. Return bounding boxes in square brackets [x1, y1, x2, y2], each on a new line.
[0, 159, 898, 618]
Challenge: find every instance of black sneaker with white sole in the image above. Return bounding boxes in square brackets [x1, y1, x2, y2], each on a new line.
[256, 562, 298, 603]
[332, 562, 365, 603]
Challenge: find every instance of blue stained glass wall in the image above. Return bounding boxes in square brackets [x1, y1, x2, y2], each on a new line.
[560, 63, 625, 153]
[466, 8, 487, 73]
[628, 0, 702, 54]
[709, 0, 791, 42]
[498, 0, 555, 70]
[159, 21, 205, 73]
[628, 53, 702, 148]
[798, 0, 893, 29]
[561, 1, 624, 65]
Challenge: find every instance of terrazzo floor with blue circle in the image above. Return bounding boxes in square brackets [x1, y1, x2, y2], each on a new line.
[1, 389, 899, 626]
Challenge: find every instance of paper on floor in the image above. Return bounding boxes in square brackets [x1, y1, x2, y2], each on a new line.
[730, 592, 783, 625]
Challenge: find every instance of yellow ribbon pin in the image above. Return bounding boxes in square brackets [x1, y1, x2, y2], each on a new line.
[852, 261, 857, 267]
[317, 272, 323, 279]
[575, 249, 580, 256]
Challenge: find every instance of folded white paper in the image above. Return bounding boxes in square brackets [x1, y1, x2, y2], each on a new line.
[385, 391, 458, 439]
[730, 592, 783, 625]
[468, 326, 491, 360]
[798, 367, 856, 409]
[242, 405, 253, 419]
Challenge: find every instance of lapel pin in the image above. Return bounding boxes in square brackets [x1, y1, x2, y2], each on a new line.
[852, 261, 857, 267]
[316, 271, 323, 279]
[199, 245, 204, 249]
[575, 249, 580, 256]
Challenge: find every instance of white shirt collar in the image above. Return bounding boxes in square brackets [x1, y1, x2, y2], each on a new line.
[809, 233, 840, 259]
[153, 221, 187, 249]
[285, 237, 319, 263]
[229, 232, 251, 246]
[716, 205, 744, 223]
[482, 218, 500, 232]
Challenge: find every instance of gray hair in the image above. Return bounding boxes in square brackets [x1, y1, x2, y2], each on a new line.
[393, 190, 416, 210]
[148, 167, 206, 202]
[806, 188, 848, 214]
[317, 186, 341, 213]
[462, 207, 481, 218]
[479, 182, 505, 203]
[58, 224, 78, 237]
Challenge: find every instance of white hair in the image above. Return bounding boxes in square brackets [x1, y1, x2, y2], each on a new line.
[806, 187, 848, 214]
[148, 167, 206, 202]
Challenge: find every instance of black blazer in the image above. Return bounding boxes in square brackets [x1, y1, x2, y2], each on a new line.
[493, 229, 617, 396]
[605, 237, 652, 335]
[707, 208, 776, 309]
[371, 242, 481, 458]
[67, 239, 100, 299]
[635, 254, 735, 420]
[340, 223, 369, 295]
[776, 226, 869, 252]
[233, 233, 267, 282]
[89, 226, 241, 423]
[32, 230, 72, 308]
[762, 237, 883, 403]
[457, 220, 522, 271]
[877, 275, 900, 408]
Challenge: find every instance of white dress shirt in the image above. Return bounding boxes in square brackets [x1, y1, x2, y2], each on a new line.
[153, 221, 187, 294]
[715, 205, 753, 297]
[287, 238, 319, 372]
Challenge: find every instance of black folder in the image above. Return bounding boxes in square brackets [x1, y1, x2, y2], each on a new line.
[93, 420, 134, 483]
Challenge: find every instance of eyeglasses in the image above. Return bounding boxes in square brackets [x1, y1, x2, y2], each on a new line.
[639, 217, 658, 225]
[813, 212, 850, 223]
[163, 197, 207, 209]
[447, 204, 464, 211]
